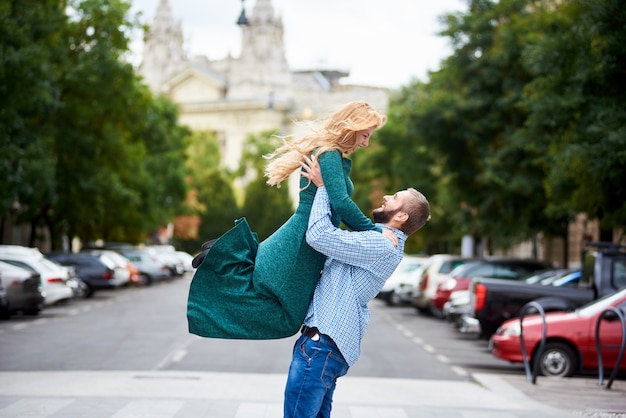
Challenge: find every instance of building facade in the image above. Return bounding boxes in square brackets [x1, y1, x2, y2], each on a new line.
[139, 0, 390, 173]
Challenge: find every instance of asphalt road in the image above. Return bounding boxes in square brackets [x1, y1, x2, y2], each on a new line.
[0, 273, 521, 379]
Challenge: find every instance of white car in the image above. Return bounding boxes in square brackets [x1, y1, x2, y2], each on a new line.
[0, 245, 74, 306]
[410, 254, 474, 316]
[377, 255, 429, 306]
[175, 251, 195, 273]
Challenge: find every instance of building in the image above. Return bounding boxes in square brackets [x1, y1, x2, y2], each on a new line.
[139, 0, 390, 174]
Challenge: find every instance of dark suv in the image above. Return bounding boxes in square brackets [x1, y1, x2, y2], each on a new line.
[47, 253, 124, 297]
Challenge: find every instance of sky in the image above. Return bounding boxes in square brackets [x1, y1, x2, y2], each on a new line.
[129, 0, 466, 89]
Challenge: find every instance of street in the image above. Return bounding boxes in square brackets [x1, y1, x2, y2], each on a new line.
[0, 273, 518, 378]
[0, 273, 623, 417]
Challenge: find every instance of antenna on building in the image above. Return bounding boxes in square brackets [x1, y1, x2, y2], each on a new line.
[236, 0, 249, 26]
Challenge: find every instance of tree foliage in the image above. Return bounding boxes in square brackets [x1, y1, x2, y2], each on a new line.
[239, 131, 293, 241]
[0, 0, 190, 248]
[184, 130, 239, 251]
[356, 0, 626, 256]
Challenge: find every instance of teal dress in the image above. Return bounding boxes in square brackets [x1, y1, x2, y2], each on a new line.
[187, 150, 380, 339]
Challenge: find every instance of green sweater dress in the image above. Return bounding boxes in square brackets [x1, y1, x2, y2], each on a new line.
[187, 150, 380, 339]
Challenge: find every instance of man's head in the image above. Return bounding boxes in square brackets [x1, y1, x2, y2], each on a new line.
[373, 188, 430, 235]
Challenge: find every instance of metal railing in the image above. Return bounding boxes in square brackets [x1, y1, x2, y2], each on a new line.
[595, 307, 626, 390]
[519, 301, 547, 384]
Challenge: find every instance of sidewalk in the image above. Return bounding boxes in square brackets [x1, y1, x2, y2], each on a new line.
[2, 370, 623, 417]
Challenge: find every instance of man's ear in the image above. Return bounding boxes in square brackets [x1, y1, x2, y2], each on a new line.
[394, 211, 409, 223]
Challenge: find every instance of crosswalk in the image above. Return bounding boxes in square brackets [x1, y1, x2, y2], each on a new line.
[0, 371, 573, 418]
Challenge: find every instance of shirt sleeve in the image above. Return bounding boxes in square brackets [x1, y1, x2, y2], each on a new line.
[317, 151, 381, 233]
[306, 187, 392, 267]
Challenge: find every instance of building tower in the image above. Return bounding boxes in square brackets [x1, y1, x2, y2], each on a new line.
[139, 0, 186, 93]
[227, 0, 293, 102]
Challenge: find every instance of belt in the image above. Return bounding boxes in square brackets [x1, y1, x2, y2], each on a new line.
[301, 325, 320, 341]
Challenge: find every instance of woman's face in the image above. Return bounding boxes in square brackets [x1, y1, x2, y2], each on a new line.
[345, 127, 376, 155]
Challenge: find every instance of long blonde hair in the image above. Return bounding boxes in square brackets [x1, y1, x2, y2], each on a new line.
[264, 101, 387, 187]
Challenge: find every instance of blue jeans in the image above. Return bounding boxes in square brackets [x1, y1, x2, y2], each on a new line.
[284, 332, 349, 418]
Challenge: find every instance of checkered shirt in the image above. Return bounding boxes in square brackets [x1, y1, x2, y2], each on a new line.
[303, 187, 406, 366]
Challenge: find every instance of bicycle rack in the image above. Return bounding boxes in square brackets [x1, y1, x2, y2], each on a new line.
[519, 301, 547, 384]
[595, 307, 626, 390]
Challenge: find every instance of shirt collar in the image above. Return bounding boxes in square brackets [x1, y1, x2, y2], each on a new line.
[377, 224, 408, 243]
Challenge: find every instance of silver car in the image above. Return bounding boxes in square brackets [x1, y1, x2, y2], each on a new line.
[0, 260, 45, 315]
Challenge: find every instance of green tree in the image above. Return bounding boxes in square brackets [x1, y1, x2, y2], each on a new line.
[520, 0, 626, 240]
[0, 0, 66, 243]
[47, 0, 190, 247]
[239, 130, 293, 240]
[185, 130, 239, 251]
[1, 0, 190, 248]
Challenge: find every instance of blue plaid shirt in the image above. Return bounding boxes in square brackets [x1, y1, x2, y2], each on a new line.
[303, 187, 406, 366]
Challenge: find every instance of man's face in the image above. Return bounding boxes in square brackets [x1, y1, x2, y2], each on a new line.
[372, 190, 409, 224]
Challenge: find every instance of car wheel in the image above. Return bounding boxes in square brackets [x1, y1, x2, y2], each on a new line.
[140, 274, 152, 286]
[84, 284, 95, 298]
[387, 291, 401, 306]
[536, 342, 578, 377]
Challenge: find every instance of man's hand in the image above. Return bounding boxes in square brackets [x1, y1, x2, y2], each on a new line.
[300, 155, 324, 187]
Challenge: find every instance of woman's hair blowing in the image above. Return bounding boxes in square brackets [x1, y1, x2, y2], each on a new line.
[264, 102, 387, 187]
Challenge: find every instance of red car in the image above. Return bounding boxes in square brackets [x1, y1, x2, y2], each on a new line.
[490, 287, 626, 377]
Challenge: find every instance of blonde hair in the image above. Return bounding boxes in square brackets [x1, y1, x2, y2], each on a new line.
[264, 101, 387, 187]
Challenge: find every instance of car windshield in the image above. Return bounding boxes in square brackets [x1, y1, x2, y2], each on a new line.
[576, 288, 626, 317]
[449, 262, 480, 277]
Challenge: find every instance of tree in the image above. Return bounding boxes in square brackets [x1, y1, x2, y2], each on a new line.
[239, 131, 293, 241]
[520, 0, 626, 239]
[0, 0, 66, 243]
[1, 0, 191, 248]
[184, 130, 239, 252]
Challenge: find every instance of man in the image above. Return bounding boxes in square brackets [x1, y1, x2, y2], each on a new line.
[284, 157, 430, 418]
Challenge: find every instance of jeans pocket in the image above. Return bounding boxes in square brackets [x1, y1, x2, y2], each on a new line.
[320, 351, 349, 388]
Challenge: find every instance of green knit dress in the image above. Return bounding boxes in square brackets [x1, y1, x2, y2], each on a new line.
[187, 150, 380, 339]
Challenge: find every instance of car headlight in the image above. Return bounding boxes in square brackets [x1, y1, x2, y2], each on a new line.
[499, 323, 521, 337]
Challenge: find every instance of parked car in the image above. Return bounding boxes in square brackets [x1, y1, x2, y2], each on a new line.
[175, 251, 195, 273]
[146, 245, 185, 276]
[431, 258, 552, 319]
[81, 249, 135, 285]
[465, 242, 626, 339]
[115, 248, 171, 285]
[377, 255, 428, 306]
[490, 287, 626, 377]
[447, 269, 582, 330]
[0, 245, 74, 306]
[0, 261, 45, 316]
[46, 252, 127, 297]
[411, 255, 474, 315]
[0, 281, 9, 319]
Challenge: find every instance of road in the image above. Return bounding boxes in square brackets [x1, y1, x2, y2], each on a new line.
[0, 272, 518, 378]
[0, 273, 623, 417]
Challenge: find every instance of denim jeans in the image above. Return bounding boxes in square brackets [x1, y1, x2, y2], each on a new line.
[284, 332, 349, 418]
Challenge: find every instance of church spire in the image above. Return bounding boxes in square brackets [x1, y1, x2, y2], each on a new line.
[227, 0, 292, 100]
[139, 0, 186, 93]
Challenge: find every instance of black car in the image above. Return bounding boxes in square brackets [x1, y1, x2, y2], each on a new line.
[46, 253, 126, 297]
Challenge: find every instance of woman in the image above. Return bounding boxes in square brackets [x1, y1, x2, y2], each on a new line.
[187, 101, 390, 339]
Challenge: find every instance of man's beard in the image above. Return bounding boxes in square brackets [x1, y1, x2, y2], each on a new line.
[373, 207, 398, 224]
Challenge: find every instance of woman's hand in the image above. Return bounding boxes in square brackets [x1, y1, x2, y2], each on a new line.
[382, 228, 398, 247]
[300, 155, 324, 187]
